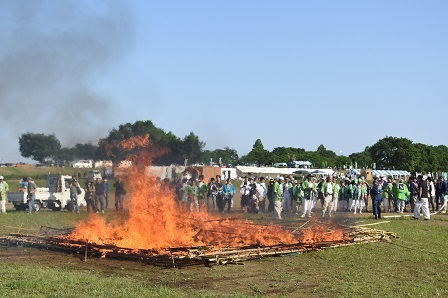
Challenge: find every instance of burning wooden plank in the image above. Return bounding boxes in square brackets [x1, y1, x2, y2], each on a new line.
[0, 223, 397, 267]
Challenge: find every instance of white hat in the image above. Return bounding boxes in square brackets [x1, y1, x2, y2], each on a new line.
[279, 176, 284, 180]
[0, 176, 3, 179]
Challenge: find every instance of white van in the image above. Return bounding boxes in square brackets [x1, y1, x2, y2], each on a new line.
[72, 160, 93, 168]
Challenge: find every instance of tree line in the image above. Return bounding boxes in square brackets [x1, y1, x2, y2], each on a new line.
[18, 121, 448, 172]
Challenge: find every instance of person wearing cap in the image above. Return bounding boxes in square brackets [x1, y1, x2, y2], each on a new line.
[331, 178, 340, 214]
[393, 178, 410, 214]
[27, 177, 37, 214]
[352, 178, 366, 215]
[290, 180, 303, 215]
[267, 178, 276, 212]
[414, 175, 430, 220]
[338, 180, 347, 212]
[301, 175, 316, 218]
[321, 176, 336, 217]
[0, 176, 9, 213]
[370, 176, 383, 219]
[382, 176, 394, 213]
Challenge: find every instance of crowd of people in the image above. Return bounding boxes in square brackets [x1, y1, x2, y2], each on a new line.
[69, 176, 126, 214]
[0, 175, 126, 214]
[172, 173, 448, 221]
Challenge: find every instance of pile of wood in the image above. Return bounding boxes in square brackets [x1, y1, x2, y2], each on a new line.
[0, 224, 397, 267]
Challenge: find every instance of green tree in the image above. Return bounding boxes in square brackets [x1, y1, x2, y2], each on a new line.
[181, 132, 205, 164]
[369, 137, 418, 171]
[19, 132, 61, 163]
[240, 139, 272, 166]
[349, 147, 373, 168]
[202, 147, 239, 166]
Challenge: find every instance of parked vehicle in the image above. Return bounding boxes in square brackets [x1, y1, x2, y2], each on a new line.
[72, 160, 93, 168]
[94, 160, 113, 168]
[8, 174, 86, 212]
[88, 170, 102, 180]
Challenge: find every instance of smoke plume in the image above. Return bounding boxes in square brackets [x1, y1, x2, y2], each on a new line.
[0, 0, 134, 162]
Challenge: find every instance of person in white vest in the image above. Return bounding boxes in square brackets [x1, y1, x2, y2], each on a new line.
[332, 178, 340, 213]
[301, 175, 316, 218]
[321, 176, 335, 217]
[282, 177, 293, 213]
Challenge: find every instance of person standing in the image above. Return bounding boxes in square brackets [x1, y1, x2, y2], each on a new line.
[103, 177, 110, 210]
[321, 176, 335, 217]
[222, 178, 235, 214]
[332, 178, 340, 213]
[27, 177, 37, 214]
[206, 177, 218, 212]
[257, 177, 267, 213]
[408, 176, 419, 212]
[435, 177, 447, 213]
[197, 175, 208, 211]
[426, 177, 436, 212]
[301, 175, 315, 218]
[240, 181, 251, 214]
[94, 177, 106, 213]
[273, 177, 283, 219]
[382, 176, 394, 213]
[190, 179, 200, 212]
[393, 179, 410, 214]
[267, 178, 275, 212]
[0, 176, 9, 214]
[290, 180, 303, 215]
[370, 176, 383, 220]
[113, 176, 126, 211]
[282, 177, 293, 213]
[69, 177, 80, 213]
[414, 175, 430, 220]
[85, 180, 96, 213]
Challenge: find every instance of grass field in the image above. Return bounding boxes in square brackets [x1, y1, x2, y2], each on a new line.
[1, 167, 448, 297]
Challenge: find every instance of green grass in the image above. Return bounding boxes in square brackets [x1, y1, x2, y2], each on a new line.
[1, 210, 448, 297]
[1, 167, 448, 297]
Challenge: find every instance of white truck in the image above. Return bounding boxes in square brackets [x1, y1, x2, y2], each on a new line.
[8, 174, 87, 212]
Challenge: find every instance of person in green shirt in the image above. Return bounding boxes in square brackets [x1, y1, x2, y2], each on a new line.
[273, 177, 283, 219]
[0, 176, 9, 214]
[301, 175, 316, 218]
[393, 178, 410, 214]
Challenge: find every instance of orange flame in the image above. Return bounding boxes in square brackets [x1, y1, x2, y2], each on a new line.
[69, 137, 347, 250]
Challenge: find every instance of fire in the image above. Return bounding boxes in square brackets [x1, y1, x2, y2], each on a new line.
[68, 137, 298, 249]
[68, 136, 347, 250]
[299, 218, 349, 244]
[69, 171, 299, 250]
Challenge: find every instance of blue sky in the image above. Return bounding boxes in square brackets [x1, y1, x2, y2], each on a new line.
[1, 0, 447, 163]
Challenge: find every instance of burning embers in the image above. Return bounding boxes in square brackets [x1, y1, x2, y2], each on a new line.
[0, 222, 397, 267]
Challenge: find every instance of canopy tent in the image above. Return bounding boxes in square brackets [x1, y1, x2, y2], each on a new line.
[372, 170, 411, 177]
